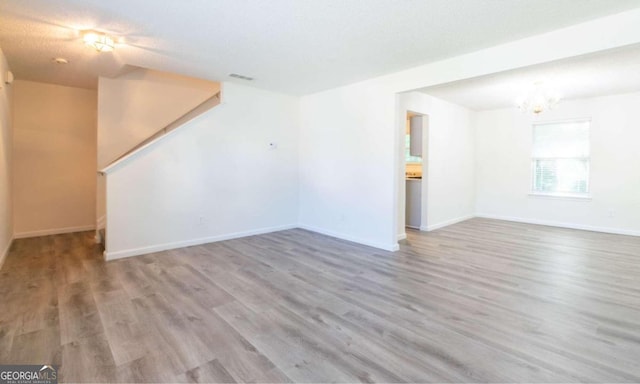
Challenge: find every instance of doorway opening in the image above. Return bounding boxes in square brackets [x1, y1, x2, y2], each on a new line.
[398, 108, 428, 241]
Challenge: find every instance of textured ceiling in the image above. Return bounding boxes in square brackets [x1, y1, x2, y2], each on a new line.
[418, 44, 640, 110]
[1, 0, 640, 93]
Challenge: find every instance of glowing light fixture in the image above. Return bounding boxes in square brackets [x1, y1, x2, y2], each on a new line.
[83, 31, 115, 52]
[516, 81, 560, 114]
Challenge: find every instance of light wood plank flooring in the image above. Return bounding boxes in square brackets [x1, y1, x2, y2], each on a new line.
[1, 218, 640, 382]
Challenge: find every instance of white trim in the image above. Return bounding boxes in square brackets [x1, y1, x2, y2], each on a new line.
[420, 214, 474, 232]
[105, 224, 298, 260]
[100, 126, 184, 175]
[95, 215, 107, 244]
[100, 93, 221, 175]
[528, 193, 592, 201]
[531, 117, 592, 126]
[14, 225, 96, 239]
[95, 229, 104, 244]
[298, 224, 399, 252]
[0, 238, 13, 271]
[475, 214, 640, 237]
[96, 215, 106, 229]
[397, 233, 407, 241]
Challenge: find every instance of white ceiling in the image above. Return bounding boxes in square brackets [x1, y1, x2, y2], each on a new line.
[418, 44, 640, 110]
[1, 0, 640, 94]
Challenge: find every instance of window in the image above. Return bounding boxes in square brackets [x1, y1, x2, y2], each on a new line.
[532, 119, 590, 196]
[405, 134, 422, 163]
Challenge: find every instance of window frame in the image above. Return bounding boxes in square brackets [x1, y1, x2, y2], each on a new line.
[530, 118, 592, 199]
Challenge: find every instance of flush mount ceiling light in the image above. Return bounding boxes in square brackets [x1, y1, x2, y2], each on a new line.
[82, 31, 115, 52]
[516, 81, 560, 114]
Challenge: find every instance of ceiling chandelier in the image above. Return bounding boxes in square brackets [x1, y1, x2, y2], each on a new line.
[82, 31, 115, 52]
[516, 81, 560, 114]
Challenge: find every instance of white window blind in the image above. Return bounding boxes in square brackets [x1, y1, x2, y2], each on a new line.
[532, 120, 590, 195]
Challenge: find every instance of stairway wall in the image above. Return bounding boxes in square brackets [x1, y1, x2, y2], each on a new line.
[97, 68, 220, 169]
[104, 82, 299, 259]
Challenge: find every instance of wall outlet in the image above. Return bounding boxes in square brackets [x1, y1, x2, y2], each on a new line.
[607, 210, 614, 218]
[198, 216, 206, 225]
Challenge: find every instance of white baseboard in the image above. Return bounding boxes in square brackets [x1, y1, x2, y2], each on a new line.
[0, 238, 13, 271]
[420, 214, 474, 232]
[105, 223, 298, 261]
[95, 229, 104, 244]
[397, 233, 407, 241]
[95, 215, 106, 244]
[475, 214, 640, 237]
[96, 215, 106, 229]
[14, 225, 96, 239]
[298, 224, 399, 251]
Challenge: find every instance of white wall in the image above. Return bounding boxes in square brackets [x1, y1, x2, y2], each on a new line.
[397, 92, 475, 238]
[0, 47, 12, 265]
[298, 9, 640, 251]
[475, 92, 640, 235]
[104, 82, 299, 259]
[299, 82, 399, 250]
[12, 80, 97, 238]
[98, 68, 220, 169]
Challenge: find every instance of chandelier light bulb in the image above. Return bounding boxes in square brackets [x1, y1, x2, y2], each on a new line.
[516, 81, 560, 114]
[82, 31, 115, 52]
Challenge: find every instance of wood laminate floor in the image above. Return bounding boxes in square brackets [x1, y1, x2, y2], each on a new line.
[1, 218, 640, 383]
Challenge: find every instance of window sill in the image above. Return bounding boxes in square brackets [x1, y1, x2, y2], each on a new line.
[528, 192, 592, 201]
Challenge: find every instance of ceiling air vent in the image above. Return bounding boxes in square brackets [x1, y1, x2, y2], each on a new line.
[229, 73, 254, 81]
